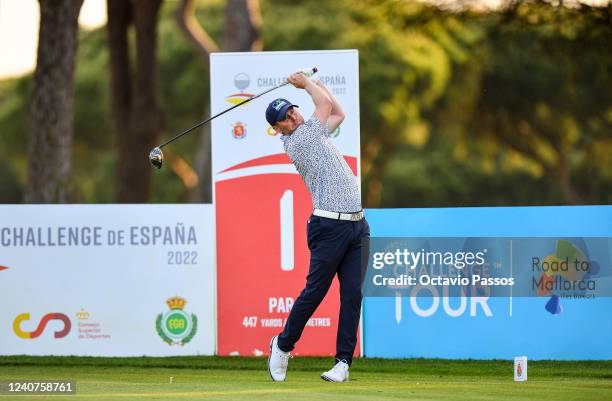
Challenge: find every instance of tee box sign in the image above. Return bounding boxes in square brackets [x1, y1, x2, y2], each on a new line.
[211, 50, 361, 356]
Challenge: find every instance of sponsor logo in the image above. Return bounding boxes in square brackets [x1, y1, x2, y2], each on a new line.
[156, 296, 197, 346]
[76, 308, 111, 340]
[535, 240, 591, 297]
[13, 309, 110, 340]
[13, 313, 71, 339]
[234, 73, 250, 90]
[232, 122, 247, 139]
[226, 73, 254, 105]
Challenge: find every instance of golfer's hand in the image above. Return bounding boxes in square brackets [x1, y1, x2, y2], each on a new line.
[287, 72, 311, 89]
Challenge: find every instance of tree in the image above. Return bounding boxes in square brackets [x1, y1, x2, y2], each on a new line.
[107, 0, 163, 202]
[175, 0, 262, 203]
[6, 0, 606, 206]
[336, 1, 483, 207]
[25, 0, 84, 203]
[470, 1, 612, 204]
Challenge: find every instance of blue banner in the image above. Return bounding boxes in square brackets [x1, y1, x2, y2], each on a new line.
[362, 206, 612, 360]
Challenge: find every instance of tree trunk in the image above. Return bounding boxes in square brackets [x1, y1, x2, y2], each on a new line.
[107, 0, 132, 200]
[25, 0, 84, 203]
[175, 0, 262, 203]
[107, 0, 162, 203]
[223, 0, 263, 52]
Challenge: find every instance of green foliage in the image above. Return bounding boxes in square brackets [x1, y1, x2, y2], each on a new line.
[465, 1, 612, 204]
[0, 76, 31, 196]
[0, 0, 609, 205]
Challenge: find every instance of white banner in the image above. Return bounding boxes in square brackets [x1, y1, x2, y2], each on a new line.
[0, 205, 215, 356]
[211, 49, 361, 179]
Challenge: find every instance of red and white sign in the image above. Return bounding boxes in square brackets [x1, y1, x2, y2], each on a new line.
[211, 50, 361, 356]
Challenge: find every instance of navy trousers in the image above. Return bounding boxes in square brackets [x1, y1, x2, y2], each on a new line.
[277, 214, 370, 365]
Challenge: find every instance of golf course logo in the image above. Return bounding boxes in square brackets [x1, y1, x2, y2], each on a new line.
[156, 296, 197, 346]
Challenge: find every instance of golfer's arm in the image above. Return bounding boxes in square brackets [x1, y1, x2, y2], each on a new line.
[316, 81, 345, 132]
[304, 80, 332, 126]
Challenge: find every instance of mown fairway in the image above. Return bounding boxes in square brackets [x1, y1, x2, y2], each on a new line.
[0, 356, 611, 401]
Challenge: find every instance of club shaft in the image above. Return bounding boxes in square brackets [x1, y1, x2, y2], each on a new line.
[157, 67, 317, 149]
[158, 82, 291, 149]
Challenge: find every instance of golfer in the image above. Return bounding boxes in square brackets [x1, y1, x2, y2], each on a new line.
[265, 71, 370, 382]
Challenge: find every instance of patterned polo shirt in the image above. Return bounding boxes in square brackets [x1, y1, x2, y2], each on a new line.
[281, 116, 361, 213]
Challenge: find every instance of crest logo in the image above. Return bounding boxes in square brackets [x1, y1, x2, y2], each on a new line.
[156, 296, 197, 346]
[232, 122, 247, 139]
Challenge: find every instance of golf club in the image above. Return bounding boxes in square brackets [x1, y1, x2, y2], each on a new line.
[148, 67, 318, 169]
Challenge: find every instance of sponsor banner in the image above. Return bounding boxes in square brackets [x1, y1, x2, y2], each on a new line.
[0, 205, 215, 356]
[211, 50, 361, 356]
[363, 206, 612, 359]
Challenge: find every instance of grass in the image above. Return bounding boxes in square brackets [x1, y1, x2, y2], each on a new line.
[0, 356, 611, 401]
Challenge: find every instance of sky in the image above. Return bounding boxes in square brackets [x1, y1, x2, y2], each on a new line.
[0, 0, 107, 79]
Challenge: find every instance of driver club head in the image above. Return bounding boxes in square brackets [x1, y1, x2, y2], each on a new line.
[149, 147, 164, 169]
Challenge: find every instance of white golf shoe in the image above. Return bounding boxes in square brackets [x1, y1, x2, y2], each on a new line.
[321, 360, 350, 382]
[268, 335, 291, 381]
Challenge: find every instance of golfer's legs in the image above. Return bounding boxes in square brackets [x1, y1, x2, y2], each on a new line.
[277, 255, 336, 351]
[335, 219, 370, 365]
[277, 218, 349, 352]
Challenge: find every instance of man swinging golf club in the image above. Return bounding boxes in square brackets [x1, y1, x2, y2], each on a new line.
[266, 71, 370, 382]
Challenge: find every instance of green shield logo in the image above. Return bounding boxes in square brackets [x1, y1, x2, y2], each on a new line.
[156, 296, 198, 346]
